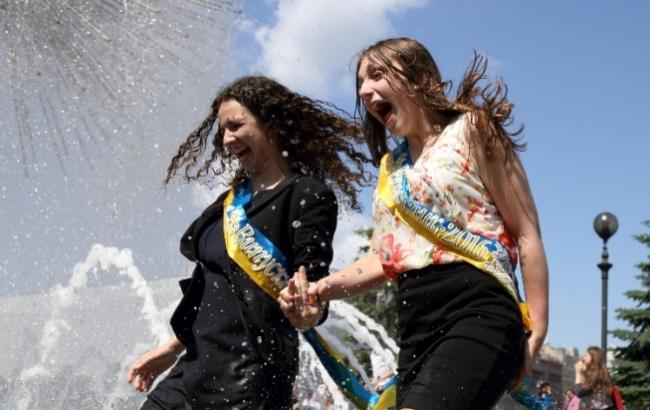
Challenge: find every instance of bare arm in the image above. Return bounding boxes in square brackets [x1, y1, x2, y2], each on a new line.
[476, 150, 549, 376]
[127, 336, 185, 392]
[278, 243, 388, 329]
[315, 252, 388, 301]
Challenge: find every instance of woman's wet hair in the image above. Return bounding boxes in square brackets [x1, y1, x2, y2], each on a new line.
[165, 75, 372, 210]
[355, 37, 525, 165]
[582, 346, 613, 395]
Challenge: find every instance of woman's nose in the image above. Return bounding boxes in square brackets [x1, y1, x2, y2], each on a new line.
[223, 130, 237, 147]
[358, 79, 372, 99]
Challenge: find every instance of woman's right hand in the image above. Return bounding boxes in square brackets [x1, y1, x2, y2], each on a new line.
[127, 337, 184, 392]
[278, 266, 324, 331]
[573, 359, 586, 384]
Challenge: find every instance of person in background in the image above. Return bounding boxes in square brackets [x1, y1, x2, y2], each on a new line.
[563, 388, 580, 410]
[279, 37, 549, 409]
[127, 75, 370, 409]
[574, 346, 624, 410]
[537, 381, 555, 409]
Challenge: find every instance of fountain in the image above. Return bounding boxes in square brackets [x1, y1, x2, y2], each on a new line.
[0, 0, 239, 296]
[0, 244, 398, 409]
[0, 2, 402, 408]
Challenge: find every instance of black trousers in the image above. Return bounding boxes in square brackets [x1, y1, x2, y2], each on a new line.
[140, 355, 294, 410]
[140, 361, 191, 410]
[396, 263, 526, 409]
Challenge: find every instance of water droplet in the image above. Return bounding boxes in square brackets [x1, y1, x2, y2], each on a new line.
[292, 220, 301, 228]
[299, 199, 306, 206]
[281, 150, 289, 157]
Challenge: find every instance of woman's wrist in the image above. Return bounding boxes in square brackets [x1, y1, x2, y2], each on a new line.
[315, 279, 328, 302]
[166, 337, 185, 356]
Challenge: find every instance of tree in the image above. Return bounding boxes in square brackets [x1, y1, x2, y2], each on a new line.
[610, 220, 650, 410]
[346, 227, 398, 340]
[338, 227, 398, 380]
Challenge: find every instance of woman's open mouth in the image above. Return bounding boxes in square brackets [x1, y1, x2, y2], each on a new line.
[234, 147, 252, 159]
[374, 101, 393, 126]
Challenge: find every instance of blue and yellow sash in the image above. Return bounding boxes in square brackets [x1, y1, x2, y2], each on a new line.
[223, 181, 395, 410]
[377, 141, 532, 332]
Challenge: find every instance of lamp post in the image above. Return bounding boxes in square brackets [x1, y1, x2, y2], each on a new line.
[593, 212, 618, 364]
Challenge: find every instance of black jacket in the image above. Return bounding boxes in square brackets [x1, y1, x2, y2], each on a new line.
[169, 174, 337, 407]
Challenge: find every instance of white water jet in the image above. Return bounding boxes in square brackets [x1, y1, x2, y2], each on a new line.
[298, 301, 399, 410]
[1, 245, 401, 409]
[3, 244, 178, 410]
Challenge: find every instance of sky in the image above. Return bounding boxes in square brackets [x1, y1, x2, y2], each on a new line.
[1, 0, 648, 359]
[227, 0, 650, 354]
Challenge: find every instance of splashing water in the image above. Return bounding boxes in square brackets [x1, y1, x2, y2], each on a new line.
[1, 0, 238, 298]
[0, 0, 239, 177]
[1, 245, 176, 410]
[0, 245, 400, 409]
[297, 301, 398, 409]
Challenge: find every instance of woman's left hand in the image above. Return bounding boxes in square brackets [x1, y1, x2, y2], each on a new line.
[508, 331, 544, 392]
[277, 266, 324, 331]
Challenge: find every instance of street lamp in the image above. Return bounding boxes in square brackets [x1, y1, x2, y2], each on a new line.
[593, 212, 619, 364]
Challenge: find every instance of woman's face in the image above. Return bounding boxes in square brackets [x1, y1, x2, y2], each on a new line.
[357, 57, 425, 139]
[218, 99, 285, 176]
[582, 352, 593, 365]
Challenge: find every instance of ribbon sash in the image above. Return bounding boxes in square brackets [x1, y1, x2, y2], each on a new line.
[223, 182, 394, 410]
[223, 183, 290, 297]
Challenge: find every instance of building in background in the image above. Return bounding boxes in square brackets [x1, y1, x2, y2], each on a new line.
[497, 344, 581, 410]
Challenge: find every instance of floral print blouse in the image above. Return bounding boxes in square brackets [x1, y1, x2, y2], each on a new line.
[372, 113, 518, 279]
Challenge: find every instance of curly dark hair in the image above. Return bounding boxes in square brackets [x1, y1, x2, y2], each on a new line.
[354, 37, 526, 165]
[165, 75, 372, 210]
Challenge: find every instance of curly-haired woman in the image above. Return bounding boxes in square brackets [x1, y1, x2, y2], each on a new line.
[127, 75, 370, 409]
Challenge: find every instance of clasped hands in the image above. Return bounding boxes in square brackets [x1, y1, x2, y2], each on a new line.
[278, 265, 325, 331]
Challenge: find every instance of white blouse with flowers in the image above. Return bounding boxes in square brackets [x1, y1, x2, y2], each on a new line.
[371, 113, 518, 279]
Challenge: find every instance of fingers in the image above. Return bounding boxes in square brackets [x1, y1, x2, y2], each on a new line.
[127, 364, 135, 384]
[277, 267, 323, 331]
[127, 352, 156, 392]
[523, 340, 534, 377]
[279, 278, 297, 310]
[128, 368, 146, 392]
[306, 282, 321, 307]
[507, 369, 524, 393]
[295, 266, 309, 313]
[128, 362, 148, 392]
[287, 276, 298, 298]
[127, 357, 144, 386]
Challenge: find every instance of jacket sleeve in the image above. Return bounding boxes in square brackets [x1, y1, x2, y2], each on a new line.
[290, 179, 338, 282]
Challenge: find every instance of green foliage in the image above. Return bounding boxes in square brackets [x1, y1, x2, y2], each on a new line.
[345, 227, 398, 340]
[611, 221, 650, 409]
[337, 227, 398, 379]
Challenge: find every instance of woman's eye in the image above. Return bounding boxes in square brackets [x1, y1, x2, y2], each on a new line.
[371, 70, 383, 80]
